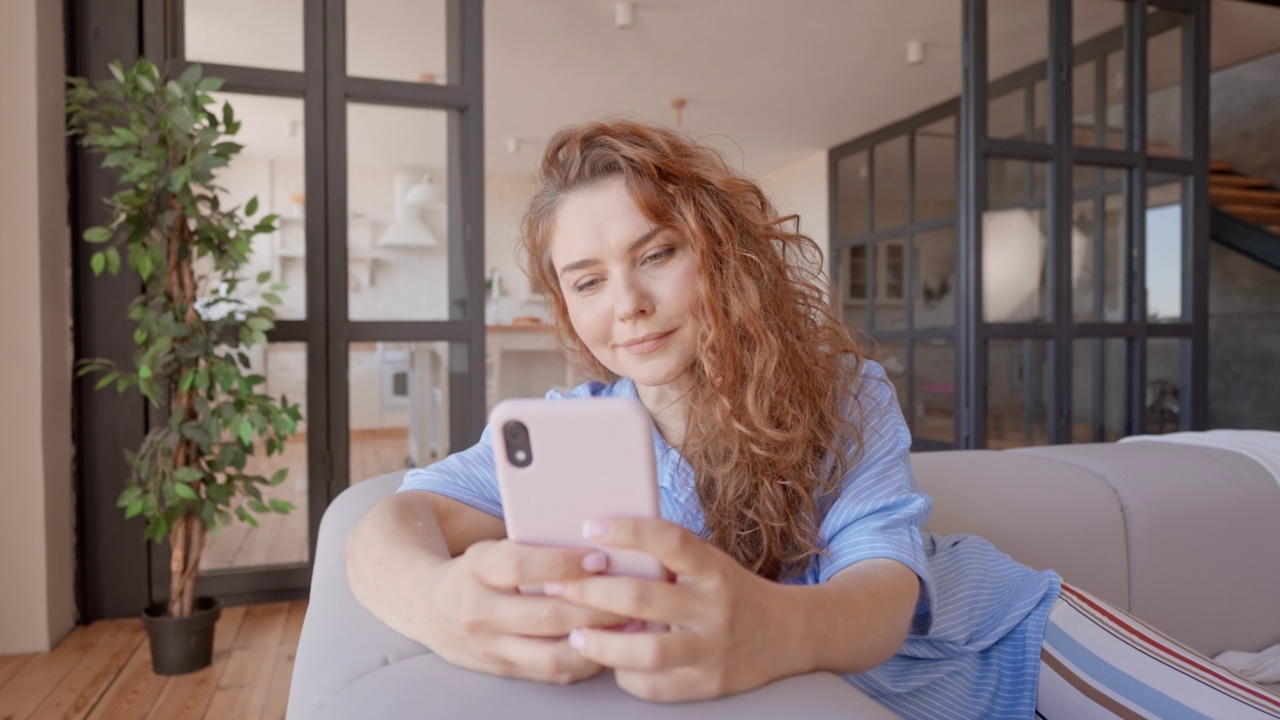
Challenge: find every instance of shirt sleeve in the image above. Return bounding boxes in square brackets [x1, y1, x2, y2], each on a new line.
[813, 360, 937, 636]
[394, 381, 609, 518]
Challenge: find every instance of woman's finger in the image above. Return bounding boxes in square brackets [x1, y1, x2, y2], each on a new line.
[469, 540, 608, 590]
[483, 593, 631, 637]
[583, 517, 713, 578]
[569, 626, 701, 673]
[485, 634, 605, 685]
[556, 574, 693, 624]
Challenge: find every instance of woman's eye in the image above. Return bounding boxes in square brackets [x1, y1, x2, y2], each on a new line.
[573, 278, 601, 293]
[644, 247, 676, 265]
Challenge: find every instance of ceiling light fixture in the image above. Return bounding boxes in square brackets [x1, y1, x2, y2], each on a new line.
[616, 2, 634, 29]
[671, 97, 687, 127]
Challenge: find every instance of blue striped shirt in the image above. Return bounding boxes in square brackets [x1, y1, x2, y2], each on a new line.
[399, 360, 1060, 719]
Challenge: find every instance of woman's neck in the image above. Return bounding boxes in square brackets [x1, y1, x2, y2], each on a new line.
[636, 380, 691, 448]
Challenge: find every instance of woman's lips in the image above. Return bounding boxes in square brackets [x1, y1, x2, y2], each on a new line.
[621, 329, 674, 355]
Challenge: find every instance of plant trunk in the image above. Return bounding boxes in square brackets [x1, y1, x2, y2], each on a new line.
[164, 204, 208, 619]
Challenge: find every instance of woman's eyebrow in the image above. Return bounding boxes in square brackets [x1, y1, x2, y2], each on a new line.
[556, 226, 663, 276]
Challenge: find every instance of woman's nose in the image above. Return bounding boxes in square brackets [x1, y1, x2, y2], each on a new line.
[614, 275, 654, 320]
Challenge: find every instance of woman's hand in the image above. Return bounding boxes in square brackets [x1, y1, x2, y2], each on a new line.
[550, 518, 808, 702]
[417, 539, 632, 685]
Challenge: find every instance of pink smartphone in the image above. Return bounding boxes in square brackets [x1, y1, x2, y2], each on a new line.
[489, 397, 665, 584]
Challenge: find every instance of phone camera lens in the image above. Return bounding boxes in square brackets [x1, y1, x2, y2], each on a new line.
[503, 421, 533, 468]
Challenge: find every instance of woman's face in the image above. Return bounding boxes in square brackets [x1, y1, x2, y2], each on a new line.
[549, 177, 701, 394]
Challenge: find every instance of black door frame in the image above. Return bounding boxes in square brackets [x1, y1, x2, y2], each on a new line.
[70, 0, 487, 619]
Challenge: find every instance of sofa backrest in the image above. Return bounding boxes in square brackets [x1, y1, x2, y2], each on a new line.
[913, 442, 1280, 657]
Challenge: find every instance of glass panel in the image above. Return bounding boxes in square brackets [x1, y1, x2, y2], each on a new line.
[1032, 79, 1049, 142]
[839, 245, 870, 331]
[1146, 173, 1186, 323]
[1148, 15, 1188, 157]
[347, 0, 450, 84]
[1073, 0, 1127, 147]
[987, 0, 1047, 137]
[985, 161, 1050, 323]
[1146, 337, 1185, 434]
[873, 240, 908, 331]
[485, 326, 580, 412]
[349, 341, 452, 485]
[914, 117, 957, 223]
[874, 137, 908, 231]
[1073, 338, 1128, 443]
[915, 340, 957, 446]
[1073, 167, 1127, 322]
[989, 88, 1028, 141]
[347, 104, 451, 321]
[200, 342, 309, 570]
[987, 339, 1050, 448]
[1104, 50, 1127, 149]
[836, 151, 870, 239]
[915, 228, 957, 330]
[197, 93, 308, 320]
[184, 1, 303, 72]
[875, 340, 910, 421]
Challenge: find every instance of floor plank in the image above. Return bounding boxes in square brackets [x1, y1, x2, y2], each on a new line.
[29, 620, 146, 720]
[281, 602, 307, 647]
[85, 640, 166, 720]
[0, 621, 112, 720]
[258, 644, 295, 720]
[0, 653, 34, 695]
[200, 644, 276, 720]
[234, 604, 289, 650]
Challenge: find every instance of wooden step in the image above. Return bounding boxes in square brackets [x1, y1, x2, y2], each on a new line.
[1210, 161, 1235, 173]
[1218, 204, 1280, 223]
[1210, 187, 1280, 205]
[1209, 174, 1273, 189]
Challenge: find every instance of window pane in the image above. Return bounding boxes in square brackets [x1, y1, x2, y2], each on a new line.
[872, 240, 908, 332]
[838, 245, 870, 331]
[988, 0, 1047, 138]
[985, 161, 1050, 323]
[184, 0, 303, 72]
[915, 228, 957, 331]
[347, 104, 452, 321]
[1146, 173, 1186, 323]
[874, 137, 908, 231]
[198, 93, 307, 320]
[1073, 167, 1127, 322]
[1148, 13, 1189, 157]
[1073, 338, 1127, 443]
[836, 152, 870, 239]
[348, 0, 450, 84]
[915, 117, 957, 223]
[200, 342, 309, 570]
[349, 341, 452, 485]
[915, 340, 957, 446]
[987, 339, 1050, 448]
[1073, 0, 1127, 147]
[1146, 337, 1185, 434]
[485, 326, 580, 412]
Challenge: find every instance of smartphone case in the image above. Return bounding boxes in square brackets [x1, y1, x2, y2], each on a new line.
[490, 397, 664, 582]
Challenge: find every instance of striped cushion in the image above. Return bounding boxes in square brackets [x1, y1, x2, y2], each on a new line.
[1038, 583, 1280, 719]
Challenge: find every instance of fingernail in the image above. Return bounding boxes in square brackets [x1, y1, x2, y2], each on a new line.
[581, 552, 608, 573]
[543, 581, 563, 596]
[568, 629, 585, 651]
[583, 519, 609, 539]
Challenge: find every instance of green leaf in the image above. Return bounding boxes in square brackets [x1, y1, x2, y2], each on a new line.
[91, 252, 105, 276]
[133, 327, 147, 345]
[94, 372, 118, 391]
[170, 165, 191, 193]
[269, 499, 295, 514]
[269, 468, 288, 486]
[179, 64, 203, 89]
[105, 247, 121, 275]
[83, 226, 112, 243]
[256, 271, 271, 284]
[249, 499, 269, 514]
[197, 76, 225, 92]
[136, 74, 155, 94]
[173, 483, 198, 500]
[109, 62, 125, 84]
[173, 467, 203, 483]
[112, 126, 138, 144]
[245, 196, 259, 216]
[117, 485, 143, 507]
[138, 364, 152, 380]
[124, 498, 144, 519]
[137, 252, 153, 281]
[236, 418, 253, 445]
[245, 316, 272, 331]
[262, 292, 283, 305]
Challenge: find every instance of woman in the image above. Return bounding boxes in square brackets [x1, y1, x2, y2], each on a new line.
[347, 121, 1276, 719]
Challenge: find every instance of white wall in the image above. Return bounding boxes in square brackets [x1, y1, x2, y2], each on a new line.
[0, 0, 75, 653]
[761, 150, 832, 277]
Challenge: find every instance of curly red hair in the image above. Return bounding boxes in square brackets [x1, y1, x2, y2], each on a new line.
[519, 120, 870, 581]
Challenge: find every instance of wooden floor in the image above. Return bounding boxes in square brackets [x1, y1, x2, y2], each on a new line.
[0, 600, 306, 720]
[202, 430, 413, 571]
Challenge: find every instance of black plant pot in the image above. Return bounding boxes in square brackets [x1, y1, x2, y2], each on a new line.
[141, 596, 223, 675]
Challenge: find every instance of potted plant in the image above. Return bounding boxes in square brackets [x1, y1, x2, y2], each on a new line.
[67, 58, 303, 675]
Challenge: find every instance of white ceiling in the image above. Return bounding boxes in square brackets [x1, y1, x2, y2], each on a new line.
[193, 0, 1280, 175]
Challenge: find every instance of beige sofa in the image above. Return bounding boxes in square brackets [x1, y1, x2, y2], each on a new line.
[287, 440, 1280, 718]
